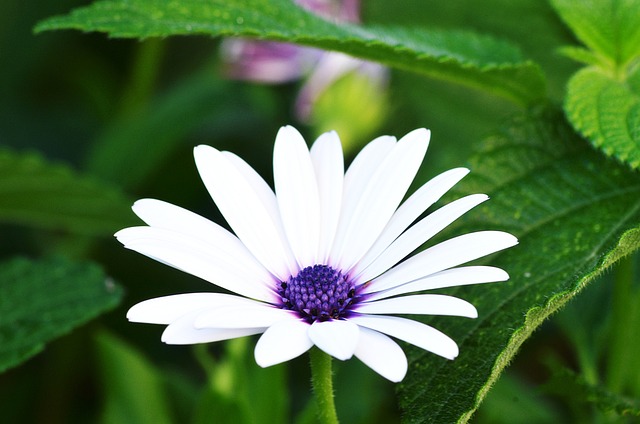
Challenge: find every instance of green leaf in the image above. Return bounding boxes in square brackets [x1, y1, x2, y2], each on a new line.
[0, 149, 135, 235]
[398, 107, 640, 423]
[34, 0, 545, 105]
[550, 0, 640, 170]
[86, 72, 259, 189]
[95, 331, 174, 424]
[0, 257, 122, 373]
[550, 0, 640, 70]
[193, 338, 289, 424]
[475, 373, 562, 423]
[557, 46, 601, 67]
[564, 67, 640, 169]
[543, 361, 640, 417]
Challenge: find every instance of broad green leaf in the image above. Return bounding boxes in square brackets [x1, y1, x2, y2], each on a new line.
[551, 0, 640, 70]
[95, 331, 174, 424]
[398, 107, 640, 423]
[366, 0, 578, 101]
[35, 0, 545, 105]
[565, 67, 640, 169]
[0, 149, 135, 235]
[0, 257, 122, 373]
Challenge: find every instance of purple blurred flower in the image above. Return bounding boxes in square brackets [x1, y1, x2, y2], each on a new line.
[221, 0, 387, 120]
[221, 41, 319, 84]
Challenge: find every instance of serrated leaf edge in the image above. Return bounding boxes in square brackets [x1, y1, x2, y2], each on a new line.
[457, 215, 640, 423]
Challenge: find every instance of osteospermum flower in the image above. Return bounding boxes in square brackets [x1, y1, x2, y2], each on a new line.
[116, 126, 517, 382]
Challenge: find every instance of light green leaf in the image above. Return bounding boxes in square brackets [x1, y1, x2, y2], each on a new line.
[565, 67, 640, 169]
[0, 257, 122, 373]
[95, 331, 174, 424]
[0, 149, 135, 235]
[34, 0, 545, 105]
[398, 107, 640, 423]
[551, 0, 640, 69]
[557, 46, 601, 67]
[551, 0, 640, 170]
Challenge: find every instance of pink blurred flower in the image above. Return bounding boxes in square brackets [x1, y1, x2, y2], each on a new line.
[220, 0, 387, 120]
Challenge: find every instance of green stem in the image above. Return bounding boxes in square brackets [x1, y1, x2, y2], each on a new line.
[309, 347, 339, 424]
[606, 254, 634, 393]
[118, 38, 165, 117]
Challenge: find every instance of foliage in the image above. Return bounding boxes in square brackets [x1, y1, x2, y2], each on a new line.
[35, 0, 545, 105]
[95, 330, 175, 424]
[0, 0, 638, 423]
[543, 360, 640, 417]
[400, 106, 640, 423]
[0, 257, 122, 373]
[552, 0, 640, 169]
[0, 148, 135, 235]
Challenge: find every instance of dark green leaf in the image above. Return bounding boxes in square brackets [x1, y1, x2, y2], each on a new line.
[193, 338, 289, 424]
[86, 72, 262, 189]
[0, 257, 122, 373]
[0, 149, 135, 235]
[398, 107, 640, 423]
[35, 0, 545, 105]
[564, 67, 640, 170]
[475, 374, 562, 423]
[543, 362, 640, 417]
[95, 331, 174, 424]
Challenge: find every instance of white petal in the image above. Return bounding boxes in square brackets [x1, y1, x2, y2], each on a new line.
[308, 319, 360, 360]
[366, 231, 518, 293]
[335, 129, 430, 271]
[354, 168, 470, 275]
[161, 311, 264, 345]
[355, 194, 489, 283]
[116, 226, 276, 302]
[366, 266, 509, 301]
[127, 293, 257, 324]
[357, 294, 477, 318]
[222, 150, 298, 274]
[194, 145, 297, 280]
[310, 131, 344, 264]
[131, 198, 272, 283]
[350, 315, 458, 360]
[273, 126, 321, 267]
[330, 134, 396, 265]
[255, 319, 313, 367]
[354, 327, 407, 382]
[194, 304, 296, 329]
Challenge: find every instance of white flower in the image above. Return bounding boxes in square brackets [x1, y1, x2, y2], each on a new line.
[116, 126, 517, 382]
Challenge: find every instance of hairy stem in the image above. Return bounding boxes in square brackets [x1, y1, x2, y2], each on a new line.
[309, 347, 339, 424]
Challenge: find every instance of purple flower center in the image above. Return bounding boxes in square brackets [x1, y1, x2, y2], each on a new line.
[278, 264, 356, 323]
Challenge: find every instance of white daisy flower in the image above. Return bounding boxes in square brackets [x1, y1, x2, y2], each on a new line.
[116, 126, 517, 382]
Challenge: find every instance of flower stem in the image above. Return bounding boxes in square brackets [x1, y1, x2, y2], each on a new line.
[309, 347, 339, 424]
